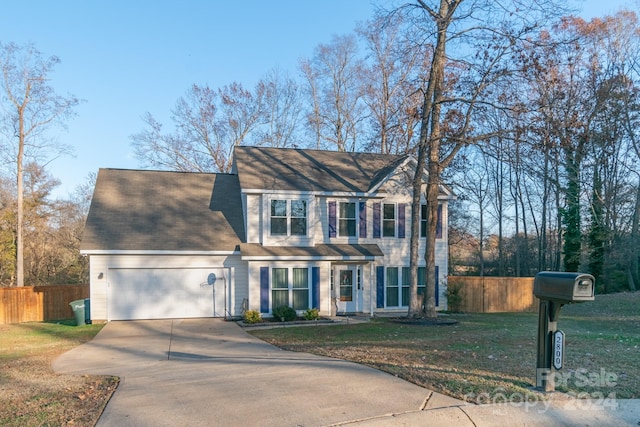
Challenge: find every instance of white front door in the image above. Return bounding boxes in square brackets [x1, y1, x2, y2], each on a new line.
[335, 265, 360, 314]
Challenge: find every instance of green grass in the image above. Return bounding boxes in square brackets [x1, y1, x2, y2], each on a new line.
[0, 319, 103, 359]
[0, 320, 117, 427]
[250, 292, 640, 402]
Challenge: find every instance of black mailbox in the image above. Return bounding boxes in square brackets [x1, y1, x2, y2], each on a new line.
[533, 271, 594, 304]
[534, 271, 595, 392]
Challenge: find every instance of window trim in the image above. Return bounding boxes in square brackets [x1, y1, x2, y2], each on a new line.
[384, 266, 428, 308]
[383, 203, 396, 237]
[270, 266, 311, 312]
[338, 201, 357, 237]
[269, 198, 308, 237]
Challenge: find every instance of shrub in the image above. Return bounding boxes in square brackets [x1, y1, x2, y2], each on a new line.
[446, 281, 465, 313]
[272, 305, 297, 322]
[303, 308, 320, 320]
[243, 309, 262, 324]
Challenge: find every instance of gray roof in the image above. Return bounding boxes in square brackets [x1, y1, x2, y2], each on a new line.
[233, 146, 408, 193]
[81, 169, 244, 252]
[82, 147, 452, 253]
[239, 243, 383, 260]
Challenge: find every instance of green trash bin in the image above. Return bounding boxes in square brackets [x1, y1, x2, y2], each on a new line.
[70, 299, 86, 326]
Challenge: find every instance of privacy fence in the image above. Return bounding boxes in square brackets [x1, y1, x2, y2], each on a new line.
[447, 276, 538, 313]
[0, 284, 89, 324]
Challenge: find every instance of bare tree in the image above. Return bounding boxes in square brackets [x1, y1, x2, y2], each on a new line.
[399, 0, 564, 317]
[0, 174, 16, 284]
[457, 151, 493, 276]
[300, 34, 366, 152]
[255, 68, 302, 148]
[131, 82, 266, 173]
[0, 42, 79, 287]
[357, 13, 427, 154]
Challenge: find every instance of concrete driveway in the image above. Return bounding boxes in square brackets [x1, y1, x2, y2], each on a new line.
[52, 319, 466, 426]
[52, 319, 639, 427]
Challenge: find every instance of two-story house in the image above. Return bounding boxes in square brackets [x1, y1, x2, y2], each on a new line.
[80, 146, 454, 321]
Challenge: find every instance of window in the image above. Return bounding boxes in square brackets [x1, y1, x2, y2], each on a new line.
[270, 199, 307, 236]
[272, 267, 310, 311]
[382, 267, 422, 308]
[292, 268, 309, 310]
[383, 204, 395, 237]
[417, 267, 426, 297]
[386, 267, 399, 307]
[402, 267, 410, 306]
[339, 269, 353, 301]
[421, 204, 443, 238]
[291, 201, 307, 235]
[271, 268, 289, 308]
[339, 202, 356, 237]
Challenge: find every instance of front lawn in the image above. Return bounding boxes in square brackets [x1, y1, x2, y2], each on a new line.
[0, 320, 118, 427]
[250, 292, 640, 402]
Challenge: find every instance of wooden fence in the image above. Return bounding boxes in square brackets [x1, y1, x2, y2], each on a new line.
[0, 285, 89, 324]
[447, 276, 539, 313]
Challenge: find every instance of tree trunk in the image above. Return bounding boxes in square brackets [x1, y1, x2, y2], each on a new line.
[16, 103, 25, 287]
[408, 141, 426, 316]
[629, 183, 640, 291]
[413, 0, 452, 319]
[407, 0, 452, 319]
[563, 154, 581, 271]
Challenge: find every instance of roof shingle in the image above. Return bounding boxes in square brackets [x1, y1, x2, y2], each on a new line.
[81, 169, 244, 252]
[233, 146, 407, 193]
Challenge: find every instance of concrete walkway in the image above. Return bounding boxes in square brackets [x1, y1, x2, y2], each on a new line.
[52, 319, 639, 426]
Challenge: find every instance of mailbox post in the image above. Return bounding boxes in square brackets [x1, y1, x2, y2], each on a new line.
[533, 271, 595, 392]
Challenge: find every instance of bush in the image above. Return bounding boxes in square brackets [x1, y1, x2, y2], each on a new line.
[272, 305, 297, 322]
[446, 281, 465, 313]
[243, 309, 262, 324]
[303, 308, 320, 320]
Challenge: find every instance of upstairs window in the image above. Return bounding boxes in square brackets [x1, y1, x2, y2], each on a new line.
[421, 204, 443, 238]
[383, 203, 396, 237]
[339, 202, 356, 237]
[270, 199, 307, 236]
[271, 200, 287, 235]
[290, 200, 307, 235]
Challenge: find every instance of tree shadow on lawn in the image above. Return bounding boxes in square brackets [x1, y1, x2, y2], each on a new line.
[388, 316, 459, 326]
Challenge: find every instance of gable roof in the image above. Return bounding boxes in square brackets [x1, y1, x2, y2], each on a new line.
[233, 146, 408, 193]
[81, 169, 244, 253]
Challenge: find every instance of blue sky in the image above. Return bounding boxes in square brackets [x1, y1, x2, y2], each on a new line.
[0, 0, 636, 198]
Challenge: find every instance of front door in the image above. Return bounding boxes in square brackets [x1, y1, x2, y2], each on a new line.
[335, 265, 359, 314]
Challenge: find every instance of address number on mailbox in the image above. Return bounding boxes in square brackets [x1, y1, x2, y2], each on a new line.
[553, 330, 564, 370]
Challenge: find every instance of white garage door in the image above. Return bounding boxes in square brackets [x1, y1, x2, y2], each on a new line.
[108, 268, 227, 320]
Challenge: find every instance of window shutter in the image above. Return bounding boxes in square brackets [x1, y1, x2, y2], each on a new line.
[260, 267, 269, 313]
[376, 266, 384, 308]
[398, 203, 406, 238]
[311, 267, 320, 309]
[373, 203, 381, 238]
[328, 201, 337, 238]
[436, 204, 443, 239]
[359, 201, 367, 238]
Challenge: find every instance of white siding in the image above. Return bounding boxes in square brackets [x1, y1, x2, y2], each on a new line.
[88, 254, 246, 321]
[245, 194, 262, 243]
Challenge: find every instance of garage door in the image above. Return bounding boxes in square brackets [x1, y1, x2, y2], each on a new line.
[108, 268, 227, 320]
